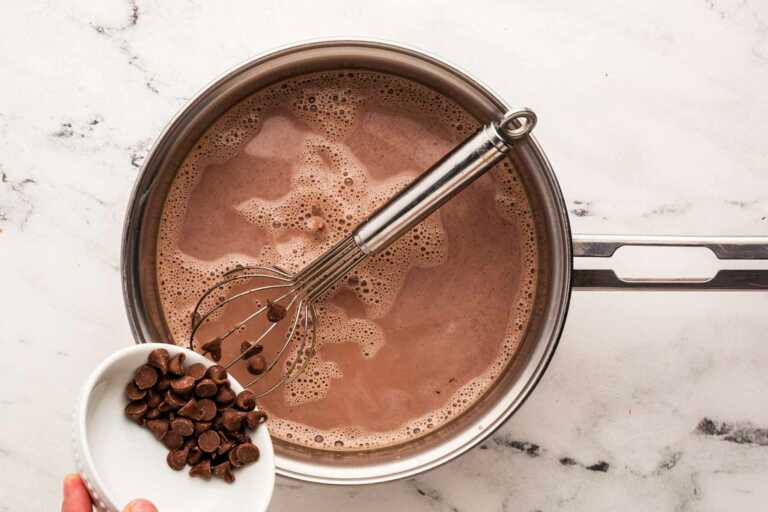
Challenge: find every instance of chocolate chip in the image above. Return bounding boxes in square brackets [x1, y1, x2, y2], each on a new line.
[125, 382, 147, 401]
[178, 397, 201, 419]
[146, 419, 169, 440]
[147, 389, 163, 408]
[168, 353, 185, 376]
[189, 459, 212, 480]
[124, 352, 268, 483]
[245, 410, 268, 430]
[246, 355, 267, 375]
[134, 364, 158, 390]
[240, 341, 263, 358]
[155, 376, 171, 391]
[266, 299, 287, 322]
[187, 446, 204, 466]
[171, 417, 195, 437]
[234, 443, 260, 465]
[205, 365, 229, 386]
[198, 399, 217, 422]
[147, 348, 170, 375]
[167, 447, 189, 470]
[163, 391, 187, 411]
[163, 430, 184, 450]
[228, 449, 243, 468]
[227, 430, 248, 443]
[217, 434, 234, 456]
[124, 401, 148, 422]
[212, 461, 235, 483]
[234, 390, 256, 411]
[195, 379, 218, 398]
[201, 338, 222, 362]
[215, 385, 235, 405]
[171, 376, 196, 396]
[221, 409, 245, 432]
[186, 363, 207, 381]
[198, 430, 221, 453]
[194, 421, 212, 435]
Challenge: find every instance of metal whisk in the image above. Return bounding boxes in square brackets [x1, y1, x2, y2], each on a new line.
[189, 109, 537, 397]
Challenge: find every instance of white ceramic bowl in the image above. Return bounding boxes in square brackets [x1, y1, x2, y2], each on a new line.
[73, 343, 275, 512]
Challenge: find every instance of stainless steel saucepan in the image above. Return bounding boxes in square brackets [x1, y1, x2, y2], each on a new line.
[121, 39, 768, 485]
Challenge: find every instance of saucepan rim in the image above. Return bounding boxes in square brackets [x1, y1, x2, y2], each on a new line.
[121, 37, 573, 485]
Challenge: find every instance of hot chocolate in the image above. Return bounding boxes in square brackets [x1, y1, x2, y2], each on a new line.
[156, 70, 539, 451]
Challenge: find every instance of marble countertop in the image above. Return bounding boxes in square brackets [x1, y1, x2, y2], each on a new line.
[1, 1, 767, 510]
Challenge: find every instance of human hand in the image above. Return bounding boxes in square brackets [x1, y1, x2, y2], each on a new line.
[62, 474, 158, 512]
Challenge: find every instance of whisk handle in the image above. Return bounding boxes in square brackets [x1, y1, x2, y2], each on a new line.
[352, 109, 537, 255]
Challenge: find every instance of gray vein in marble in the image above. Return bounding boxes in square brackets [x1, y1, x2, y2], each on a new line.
[51, 115, 103, 140]
[410, 479, 459, 512]
[67, 185, 110, 207]
[557, 455, 611, 473]
[643, 202, 690, 217]
[51, 123, 75, 139]
[703, 0, 727, 20]
[725, 199, 760, 208]
[586, 461, 610, 472]
[656, 450, 683, 473]
[491, 434, 541, 457]
[703, 0, 767, 61]
[675, 473, 702, 512]
[128, 138, 152, 168]
[489, 433, 614, 476]
[570, 200, 593, 217]
[2, 171, 37, 191]
[1, 168, 37, 230]
[49, 114, 149, 172]
[90, 0, 139, 34]
[88, 1, 163, 96]
[128, 0, 140, 27]
[697, 417, 768, 446]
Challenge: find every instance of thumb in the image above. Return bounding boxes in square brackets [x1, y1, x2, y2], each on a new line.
[122, 499, 158, 512]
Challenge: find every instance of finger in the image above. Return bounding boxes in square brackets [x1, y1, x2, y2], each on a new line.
[122, 499, 158, 512]
[61, 474, 93, 512]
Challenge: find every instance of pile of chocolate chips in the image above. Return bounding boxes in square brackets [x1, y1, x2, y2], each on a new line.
[124, 348, 267, 483]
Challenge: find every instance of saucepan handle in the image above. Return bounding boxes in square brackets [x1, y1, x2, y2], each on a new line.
[572, 235, 768, 290]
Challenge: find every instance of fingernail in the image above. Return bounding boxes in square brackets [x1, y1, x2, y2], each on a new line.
[125, 499, 158, 512]
[63, 473, 81, 489]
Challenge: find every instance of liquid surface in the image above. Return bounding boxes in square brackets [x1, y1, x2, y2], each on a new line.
[156, 70, 539, 451]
